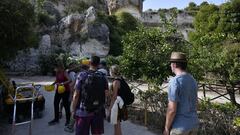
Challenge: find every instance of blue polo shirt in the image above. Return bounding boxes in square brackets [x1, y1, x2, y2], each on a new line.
[168, 73, 199, 131]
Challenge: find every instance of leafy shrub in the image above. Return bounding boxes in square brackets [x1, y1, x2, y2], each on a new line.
[39, 54, 57, 75]
[198, 101, 240, 135]
[115, 12, 139, 33]
[38, 12, 56, 26]
[233, 117, 240, 127]
[38, 53, 75, 75]
[129, 89, 168, 131]
[64, 1, 89, 14]
[105, 55, 121, 67]
[96, 12, 139, 56]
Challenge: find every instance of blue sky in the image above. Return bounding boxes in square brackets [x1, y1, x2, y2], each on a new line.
[143, 0, 227, 11]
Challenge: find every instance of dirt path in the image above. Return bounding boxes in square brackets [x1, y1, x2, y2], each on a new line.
[2, 75, 239, 135]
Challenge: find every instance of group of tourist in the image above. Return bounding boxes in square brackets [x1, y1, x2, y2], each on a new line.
[48, 52, 199, 135]
[48, 56, 126, 135]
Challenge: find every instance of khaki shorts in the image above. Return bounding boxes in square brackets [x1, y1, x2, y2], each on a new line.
[170, 128, 198, 135]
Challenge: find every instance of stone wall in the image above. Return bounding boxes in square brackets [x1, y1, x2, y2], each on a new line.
[141, 11, 194, 40]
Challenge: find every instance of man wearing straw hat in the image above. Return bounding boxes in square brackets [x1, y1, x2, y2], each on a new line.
[163, 52, 199, 135]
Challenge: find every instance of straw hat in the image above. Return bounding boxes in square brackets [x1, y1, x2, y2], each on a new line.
[169, 52, 187, 63]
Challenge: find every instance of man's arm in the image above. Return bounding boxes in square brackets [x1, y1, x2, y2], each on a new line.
[71, 90, 80, 115]
[163, 101, 177, 135]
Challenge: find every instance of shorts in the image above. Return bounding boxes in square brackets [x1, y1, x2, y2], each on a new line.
[75, 113, 104, 135]
[170, 128, 198, 135]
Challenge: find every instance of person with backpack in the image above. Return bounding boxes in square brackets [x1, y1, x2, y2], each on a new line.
[109, 65, 134, 135]
[71, 56, 108, 135]
[65, 62, 90, 133]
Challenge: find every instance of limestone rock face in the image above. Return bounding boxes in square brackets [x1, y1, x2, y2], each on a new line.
[54, 6, 110, 57]
[39, 34, 51, 55]
[81, 39, 110, 57]
[7, 6, 110, 74]
[7, 49, 40, 74]
[59, 13, 85, 32]
[88, 23, 110, 45]
[85, 6, 97, 23]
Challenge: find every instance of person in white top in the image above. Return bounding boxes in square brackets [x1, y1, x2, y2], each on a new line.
[109, 65, 124, 135]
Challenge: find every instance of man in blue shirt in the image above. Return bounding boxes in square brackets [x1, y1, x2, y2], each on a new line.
[163, 52, 199, 135]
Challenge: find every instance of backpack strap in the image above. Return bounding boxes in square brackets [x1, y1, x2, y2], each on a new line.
[114, 77, 122, 81]
[87, 70, 104, 76]
[113, 77, 122, 95]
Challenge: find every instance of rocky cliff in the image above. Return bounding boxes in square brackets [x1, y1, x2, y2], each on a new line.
[6, 0, 195, 74]
[7, 1, 110, 74]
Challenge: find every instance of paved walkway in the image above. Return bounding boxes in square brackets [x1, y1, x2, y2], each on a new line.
[0, 76, 157, 135]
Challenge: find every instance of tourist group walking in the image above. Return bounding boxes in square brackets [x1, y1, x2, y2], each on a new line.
[48, 52, 199, 135]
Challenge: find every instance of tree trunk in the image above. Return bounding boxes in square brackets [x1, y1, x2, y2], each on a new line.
[226, 85, 240, 108]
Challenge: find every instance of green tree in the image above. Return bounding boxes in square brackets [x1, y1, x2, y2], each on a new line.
[188, 0, 240, 106]
[120, 9, 188, 85]
[216, 1, 240, 37]
[121, 23, 187, 85]
[121, 26, 173, 85]
[115, 12, 139, 34]
[185, 2, 199, 12]
[188, 2, 197, 9]
[200, 1, 209, 7]
[0, 0, 37, 63]
[216, 44, 240, 107]
[193, 4, 219, 34]
[97, 12, 139, 56]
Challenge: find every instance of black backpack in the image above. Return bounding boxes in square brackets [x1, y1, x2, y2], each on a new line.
[115, 77, 134, 105]
[81, 70, 106, 112]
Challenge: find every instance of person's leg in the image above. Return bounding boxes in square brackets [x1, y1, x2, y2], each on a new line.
[170, 128, 198, 135]
[91, 112, 104, 135]
[62, 91, 71, 125]
[54, 92, 61, 120]
[59, 100, 63, 119]
[48, 92, 61, 125]
[170, 128, 187, 135]
[64, 95, 75, 133]
[114, 121, 122, 135]
[75, 116, 91, 135]
[64, 114, 75, 133]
